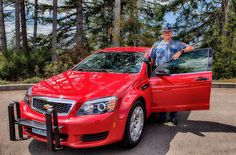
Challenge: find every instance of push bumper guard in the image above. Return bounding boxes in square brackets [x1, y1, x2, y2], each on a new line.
[8, 101, 63, 151]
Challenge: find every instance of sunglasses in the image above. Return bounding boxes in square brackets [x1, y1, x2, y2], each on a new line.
[163, 31, 172, 34]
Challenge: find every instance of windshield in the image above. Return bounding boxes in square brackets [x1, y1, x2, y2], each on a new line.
[73, 51, 145, 73]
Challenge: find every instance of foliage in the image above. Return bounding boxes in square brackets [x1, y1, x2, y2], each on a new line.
[0, 78, 11, 85]
[119, 0, 164, 46]
[0, 48, 50, 80]
[0, 0, 235, 82]
[21, 76, 42, 84]
[0, 50, 28, 80]
[0, 77, 42, 84]
[44, 52, 74, 77]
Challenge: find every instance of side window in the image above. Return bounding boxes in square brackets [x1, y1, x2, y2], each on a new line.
[161, 49, 210, 74]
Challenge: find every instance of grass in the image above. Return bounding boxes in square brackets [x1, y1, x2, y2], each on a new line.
[215, 78, 236, 83]
[0, 77, 43, 85]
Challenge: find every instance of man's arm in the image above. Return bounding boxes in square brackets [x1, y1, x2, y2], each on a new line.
[150, 58, 155, 73]
[172, 43, 194, 60]
[182, 45, 194, 53]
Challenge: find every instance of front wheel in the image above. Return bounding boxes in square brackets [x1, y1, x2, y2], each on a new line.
[121, 101, 145, 148]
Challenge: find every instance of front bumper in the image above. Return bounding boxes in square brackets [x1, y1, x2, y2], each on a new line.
[8, 101, 63, 151]
[8, 101, 126, 151]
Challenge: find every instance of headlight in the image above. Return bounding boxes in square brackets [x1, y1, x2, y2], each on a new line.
[77, 96, 118, 116]
[24, 87, 32, 105]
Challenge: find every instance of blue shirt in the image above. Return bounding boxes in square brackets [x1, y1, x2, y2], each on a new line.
[150, 40, 188, 66]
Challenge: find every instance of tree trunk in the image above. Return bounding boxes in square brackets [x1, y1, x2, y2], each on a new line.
[15, 0, 20, 53]
[75, 0, 86, 59]
[221, 0, 229, 36]
[20, 0, 28, 53]
[0, 0, 7, 52]
[51, 0, 58, 62]
[112, 0, 121, 47]
[33, 0, 38, 50]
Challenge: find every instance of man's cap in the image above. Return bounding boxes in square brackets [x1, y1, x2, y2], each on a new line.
[162, 23, 174, 32]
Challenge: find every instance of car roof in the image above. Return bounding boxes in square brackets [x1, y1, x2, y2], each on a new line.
[97, 47, 151, 52]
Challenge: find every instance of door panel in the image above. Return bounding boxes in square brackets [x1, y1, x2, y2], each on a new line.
[150, 48, 212, 112]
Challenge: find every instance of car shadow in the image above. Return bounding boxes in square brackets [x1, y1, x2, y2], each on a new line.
[28, 111, 236, 155]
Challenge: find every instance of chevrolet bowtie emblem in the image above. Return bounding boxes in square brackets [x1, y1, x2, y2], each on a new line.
[43, 104, 53, 110]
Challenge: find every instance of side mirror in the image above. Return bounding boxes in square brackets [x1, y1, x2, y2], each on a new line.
[156, 68, 171, 76]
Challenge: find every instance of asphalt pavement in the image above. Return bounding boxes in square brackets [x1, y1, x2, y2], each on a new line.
[0, 88, 236, 155]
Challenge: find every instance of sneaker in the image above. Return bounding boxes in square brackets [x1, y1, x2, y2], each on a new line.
[171, 118, 178, 125]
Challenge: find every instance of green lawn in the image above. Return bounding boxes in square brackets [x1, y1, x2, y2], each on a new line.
[0, 77, 42, 85]
[215, 78, 236, 83]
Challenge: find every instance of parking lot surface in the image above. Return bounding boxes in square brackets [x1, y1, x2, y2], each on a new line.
[0, 88, 236, 155]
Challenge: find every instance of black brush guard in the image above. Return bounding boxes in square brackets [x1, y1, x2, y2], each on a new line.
[8, 101, 63, 151]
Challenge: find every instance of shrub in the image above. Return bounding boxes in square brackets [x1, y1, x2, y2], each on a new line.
[0, 79, 11, 85]
[0, 50, 28, 80]
[44, 53, 74, 77]
[0, 48, 51, 81]
[21, 76, 42, 84]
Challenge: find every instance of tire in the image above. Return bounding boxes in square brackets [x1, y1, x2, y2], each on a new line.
[121, 100, 145, 148]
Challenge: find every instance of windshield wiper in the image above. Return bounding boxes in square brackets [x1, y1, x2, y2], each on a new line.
[75, 68, 110, 72]
[89, 69, 110, 72]
[75, 68, 85, 71]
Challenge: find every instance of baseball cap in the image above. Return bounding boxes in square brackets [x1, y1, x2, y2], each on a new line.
[162, 23, 174, 32]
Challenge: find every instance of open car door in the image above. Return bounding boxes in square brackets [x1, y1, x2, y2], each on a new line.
[150, 48, 212, 112]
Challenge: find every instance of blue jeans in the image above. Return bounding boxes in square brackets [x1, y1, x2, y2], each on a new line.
[160, 112, 177, 121]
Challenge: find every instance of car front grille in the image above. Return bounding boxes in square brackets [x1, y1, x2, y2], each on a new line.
[32, 97, 76, 115]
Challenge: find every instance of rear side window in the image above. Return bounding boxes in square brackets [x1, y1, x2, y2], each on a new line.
[161, 48, 211, 74]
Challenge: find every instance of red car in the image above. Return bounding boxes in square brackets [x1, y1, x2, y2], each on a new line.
[8, 47, 212, 151]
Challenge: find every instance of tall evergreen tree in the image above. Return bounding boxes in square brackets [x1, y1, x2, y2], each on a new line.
[51, 0, 58, 62]
[33, 0, 38, 50]
[75, 0, 87, 59]
[20, 0, 28, 53]
[0, 0, 7, 52]
[113, 0, 121, 47]
[15, 0, 20, 53]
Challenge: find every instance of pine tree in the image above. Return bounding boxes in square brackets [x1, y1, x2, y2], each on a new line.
[15, 0, 20, 53]
[33, 0, 38, 50]
[20, 0, 28, 53]
[0, 0, 7, 52]
[51, 0, 58, 62]
[75, 0, 87, 59]
[113, 0, 121, 47]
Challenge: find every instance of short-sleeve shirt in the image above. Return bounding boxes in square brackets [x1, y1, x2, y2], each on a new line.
[150, 40, 188, 66]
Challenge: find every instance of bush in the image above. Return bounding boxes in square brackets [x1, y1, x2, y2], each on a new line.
[0, 50, 28, 80]
[0, 48, 51, 81]
[21, 77, 42, 84]
[0, 79, 11, 85]
[44, 53, 74, 77]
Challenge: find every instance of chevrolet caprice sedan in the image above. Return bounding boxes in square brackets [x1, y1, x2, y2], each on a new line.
[8, 47, 212, 151]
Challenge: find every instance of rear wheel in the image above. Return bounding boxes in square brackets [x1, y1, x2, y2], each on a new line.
[121, 101, 145, 148]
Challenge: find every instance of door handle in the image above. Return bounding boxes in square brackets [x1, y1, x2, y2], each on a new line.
[195, 77, 209, 81]
[141, 83, 149, 90]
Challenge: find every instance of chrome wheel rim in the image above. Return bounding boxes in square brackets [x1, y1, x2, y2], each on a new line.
[129, 106, 144, 142]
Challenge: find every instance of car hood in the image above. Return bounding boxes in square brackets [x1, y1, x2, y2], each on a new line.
[32, 70, 136, 102]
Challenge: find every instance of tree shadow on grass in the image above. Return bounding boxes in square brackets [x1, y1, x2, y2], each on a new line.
[28, 111, 236, 155]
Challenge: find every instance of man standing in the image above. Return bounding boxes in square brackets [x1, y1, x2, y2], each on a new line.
[150, 23, 194, 125]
